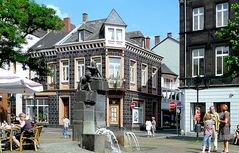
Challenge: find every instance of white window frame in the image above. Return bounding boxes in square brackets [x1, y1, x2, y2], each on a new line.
[109, 58, 121, 80]
[61, 60, 69, 82]
[141, 64, 148, 86]
[152, 67, 157, 89]
[130, 60, 136, 83]
[25, 99, 49, 123]
[76, 58, 85, 82]
[116, 29, 122, 41]
[48, 63, 56, 85]
[192, 48, 205, 77]
[215, 46, 229, 76]
[216, 3, 229, 27]
[193, 7, 204, 31]
[108, 28, 114, 41]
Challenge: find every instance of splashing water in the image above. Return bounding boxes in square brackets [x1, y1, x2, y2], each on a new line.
[125, 131, 140, 151]
[96, 128, 121, 153]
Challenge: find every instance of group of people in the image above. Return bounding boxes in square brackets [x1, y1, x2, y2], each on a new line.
[201, 104, 234, 153]
[145, 117, 156, 137]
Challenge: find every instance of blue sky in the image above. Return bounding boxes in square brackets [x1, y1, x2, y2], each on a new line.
[36, 0, 179, 46]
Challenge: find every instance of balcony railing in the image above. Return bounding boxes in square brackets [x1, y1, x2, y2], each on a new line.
[108, 79, 125, 89]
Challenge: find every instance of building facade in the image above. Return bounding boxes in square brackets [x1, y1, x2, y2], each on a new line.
[152, 34, 181, 129]
[29, 10, 163, 129]
[179, 0, 239, 133]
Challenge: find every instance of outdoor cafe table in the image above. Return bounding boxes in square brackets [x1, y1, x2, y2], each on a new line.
[0, 126, 20, 152]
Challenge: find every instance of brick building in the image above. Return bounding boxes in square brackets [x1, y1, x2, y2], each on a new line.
[28, 9, 162, 129]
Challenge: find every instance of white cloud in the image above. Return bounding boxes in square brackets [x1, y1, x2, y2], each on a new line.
[47, 4, 68, 18]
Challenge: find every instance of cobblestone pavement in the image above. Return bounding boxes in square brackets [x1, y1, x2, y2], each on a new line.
[2, 128, 239, 153]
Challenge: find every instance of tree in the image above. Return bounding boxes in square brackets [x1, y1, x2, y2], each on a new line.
[0, 0, 64, 79]
[216, 3, 239, 79]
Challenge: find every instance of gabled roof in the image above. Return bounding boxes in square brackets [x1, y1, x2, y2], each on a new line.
[151, 36, 179, 50]
[63, 19, 106, 44]
[32, 29, 47, 38]
[31, 24, 75, 50]
[161, 63, 178, 76]
[127, 31, 144, 38]
[104, 9, 126, 26]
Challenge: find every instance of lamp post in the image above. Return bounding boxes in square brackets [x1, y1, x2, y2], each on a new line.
[185, 75, 210, 140]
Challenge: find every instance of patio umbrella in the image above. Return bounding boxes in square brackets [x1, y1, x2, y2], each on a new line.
[0, 68, 43, 93]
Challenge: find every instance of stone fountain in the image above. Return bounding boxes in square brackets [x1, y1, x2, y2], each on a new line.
[72, 60, 108, 152]
[72, 60, 140, 153]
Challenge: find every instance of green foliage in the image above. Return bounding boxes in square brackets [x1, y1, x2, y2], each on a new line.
[0, 0, 64, 79]
[216, 3, 239, 79]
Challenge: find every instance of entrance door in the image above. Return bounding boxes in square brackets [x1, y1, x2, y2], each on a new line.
[109, 104, 119, 125]
[59, 97, 70, 124]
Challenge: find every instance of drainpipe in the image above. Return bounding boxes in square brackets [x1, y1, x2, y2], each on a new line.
[184, 0, 187, 86]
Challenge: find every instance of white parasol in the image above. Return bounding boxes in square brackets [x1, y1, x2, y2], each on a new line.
[0, 68, 43, 93]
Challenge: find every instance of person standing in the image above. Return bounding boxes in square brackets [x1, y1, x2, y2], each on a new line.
[219, 104, 230, 153]
[233, 124, 239, 144]
[205, 106, 220, 152]
[63, 116, 70, 138]
[145, 120, 152, 137]
[151, 117, 156, 137]
[201, 113, 213, 153]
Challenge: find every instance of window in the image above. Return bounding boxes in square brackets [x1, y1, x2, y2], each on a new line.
[78, 31, 84, 41]
[141, 64, 148, 86]
[25, 99, 49, 123]
[48, 63, 56, 84]
[193, 7, 204, 31]
[132, 100, 143, 124]
[108, 28, 114, 40]
[109, 58, 121, 80]
[164, 78, 174, 89]
[116, 29, 122, 41]
[152, 67, 157, 88]
[91, 57, 102, 75]
[192, 48, 204, 76]
[77, 59, 85, 81]
[130, 60, 136, 83]
[62, 61, 69, 82]
[216, 3, 228, 27]
[216, 46, 229, 76]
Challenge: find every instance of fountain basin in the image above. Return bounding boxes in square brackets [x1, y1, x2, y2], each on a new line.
[82, 134, 106, 153]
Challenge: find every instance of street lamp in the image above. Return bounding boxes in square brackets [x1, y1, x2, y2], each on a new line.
[185, 75, 210, 139]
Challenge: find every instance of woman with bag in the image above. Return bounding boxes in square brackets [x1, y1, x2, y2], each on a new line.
[219, 104, 230, 153]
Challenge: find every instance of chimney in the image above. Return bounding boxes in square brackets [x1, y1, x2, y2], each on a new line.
[145, 36, 151, 49]
[64, 17, 71, 32]
[155, 36, 160, 46]
[167, 32, 172, 38]
[82, 13, 88, 22]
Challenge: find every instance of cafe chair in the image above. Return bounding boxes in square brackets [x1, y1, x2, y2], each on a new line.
[0, 127, 13, 152]
[19, 127, 39, 151]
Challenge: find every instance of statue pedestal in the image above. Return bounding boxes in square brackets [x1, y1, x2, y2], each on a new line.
[72, 103, 95, 141]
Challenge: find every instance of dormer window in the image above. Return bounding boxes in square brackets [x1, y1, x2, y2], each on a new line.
[108, 28, 114, 40]
[105, 26, 125, 47]
[79, 31, 84, 41]
[116, 29, 122, 41]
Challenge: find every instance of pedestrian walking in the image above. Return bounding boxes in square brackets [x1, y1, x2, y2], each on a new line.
[151, 117, 156, 137]
[203, 106, 220, 152]
[145, 120, 152, 137]
[201, 113, 213, 153]
[219, 104, 230, 153]
[62, 116, 70, 138]
[233, 124, 239, 145]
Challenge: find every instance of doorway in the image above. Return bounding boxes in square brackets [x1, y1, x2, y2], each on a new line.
[108, 98, 120, 126]
[59, 97, 70, 125]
